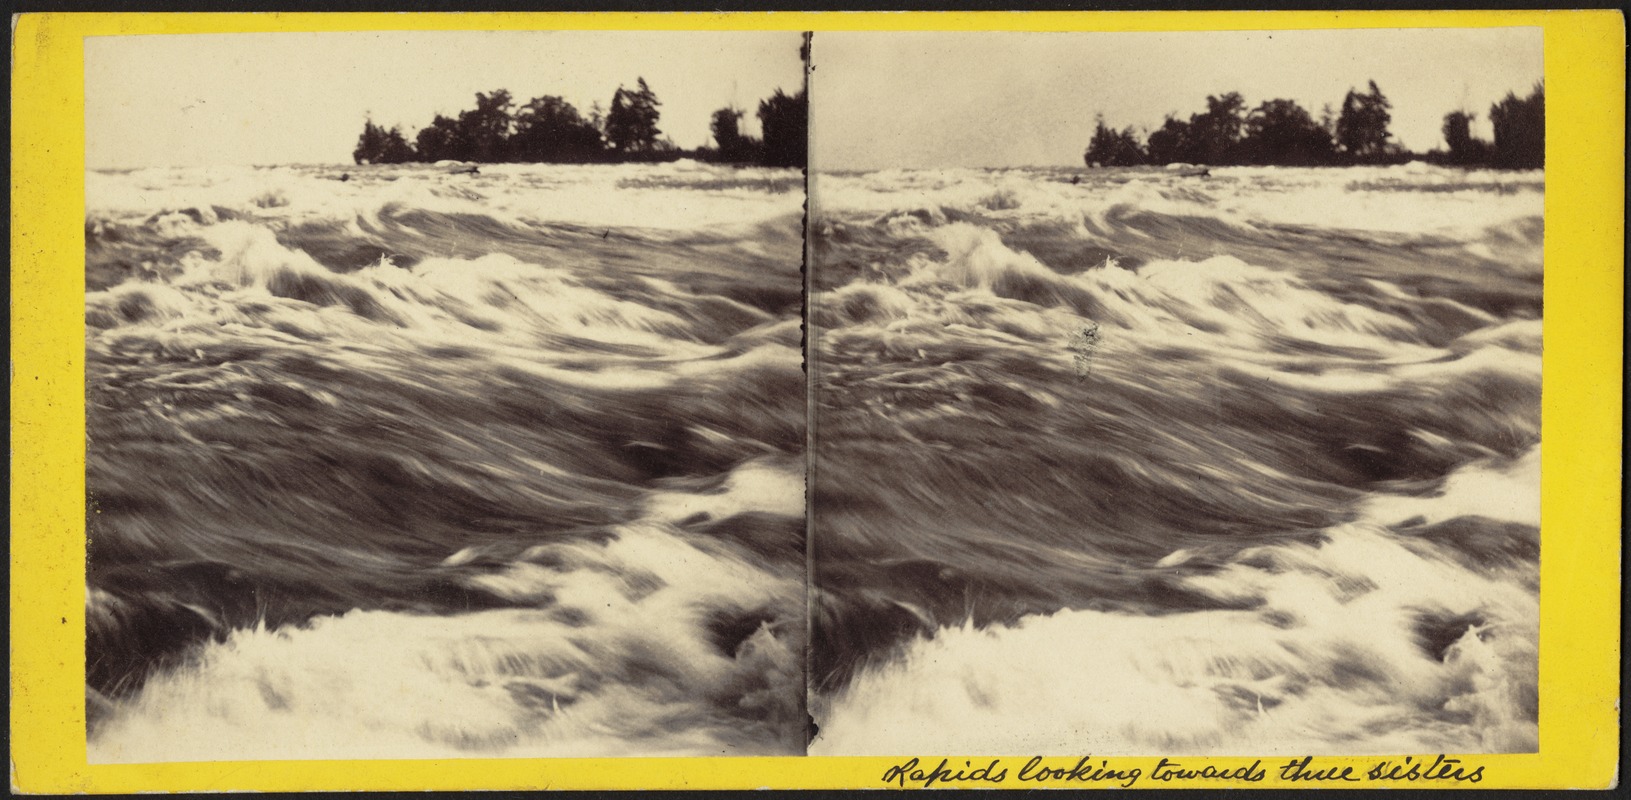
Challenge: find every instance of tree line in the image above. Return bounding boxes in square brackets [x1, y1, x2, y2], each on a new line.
[1083, 81, 1544, 170]
[706, 89, 808, 168]
[1435, 84, 1544, 169]
[354, 78, 807, 168]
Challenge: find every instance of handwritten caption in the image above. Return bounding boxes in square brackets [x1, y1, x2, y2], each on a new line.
[881, 755, 1485, 789]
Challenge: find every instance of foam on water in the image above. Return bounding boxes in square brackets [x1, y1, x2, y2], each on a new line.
[88, 160, 1542, 758]
[93, 519, 805, 762]
[812, 453, 1539, 757]
[811, 164, 1541, 755]
[89, 162, 803, 231]
[85, 162, 806, 760]
[816, 164, 1541, 239]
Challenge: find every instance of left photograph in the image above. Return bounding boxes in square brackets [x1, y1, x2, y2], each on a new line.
[83, 30, 809, 762]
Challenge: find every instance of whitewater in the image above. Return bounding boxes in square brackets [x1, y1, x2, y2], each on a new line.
[84, 161, 808, 761]
[84, 159, 1543, 761]
[808, 164, 1542, 756]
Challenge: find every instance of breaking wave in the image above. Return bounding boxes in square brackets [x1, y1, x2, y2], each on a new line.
[85, 162, 807, 761]
[809, 164, 1541, 755]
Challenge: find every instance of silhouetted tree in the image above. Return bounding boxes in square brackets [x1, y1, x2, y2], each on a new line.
[511, 95, 603, 163]
[1440, 110, 1491, 166]
[455, 89, 515, 162]
[1186, 92, 1247, 164]
[352, 120, 416, 164]
[711, 107, 743, 150]
[606, 78, 663, 153]
[381, 127, 416, 163]
[1083, 116, 1145, 166]
[1337, 81, 1393, 162]
[1145, 115, 1192, 165]
[413, 114, 464, 162]
[1240, 98, 1333, 165]
[710, 106, 761, 162]
[758, 88, 807, 168]
[353, 120, 386, 164]
[1490, 83, 1544, 169]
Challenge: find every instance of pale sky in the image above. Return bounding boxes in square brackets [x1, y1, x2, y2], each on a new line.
[86, 31, 806, 169]
[812, 28, 1543, 171]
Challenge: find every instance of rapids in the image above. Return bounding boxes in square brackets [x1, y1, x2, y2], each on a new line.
[85, 161, 808, 760]
[808, 164, 1542, 755]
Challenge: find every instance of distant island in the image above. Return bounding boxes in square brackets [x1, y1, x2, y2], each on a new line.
[1083, 81, 1543, 169]
[353, 78, 807, 169]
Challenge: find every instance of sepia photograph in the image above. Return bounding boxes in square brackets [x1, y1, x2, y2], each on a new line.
[807, 28, 1545, 756]
[82, 29, 810, 762]
[8, 9, 1620, 792]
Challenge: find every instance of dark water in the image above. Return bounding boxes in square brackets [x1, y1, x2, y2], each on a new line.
[82, 160, 1543, 760]
[84, 162, 808, 760]
[808, 165, 1542, 755]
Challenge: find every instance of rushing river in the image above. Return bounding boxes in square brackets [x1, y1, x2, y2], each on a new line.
[83, 159, 1542, 761]
[808, 164, 1542, 756]
[84, 161, 808, 761]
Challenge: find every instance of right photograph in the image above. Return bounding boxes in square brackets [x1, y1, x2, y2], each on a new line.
[807, 28, 1544, 756]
